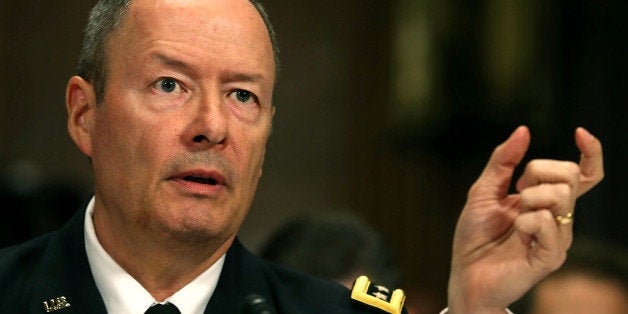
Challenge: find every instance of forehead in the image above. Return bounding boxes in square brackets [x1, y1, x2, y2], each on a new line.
[109, 0, 274, 77]
[127, 0, 264, 34]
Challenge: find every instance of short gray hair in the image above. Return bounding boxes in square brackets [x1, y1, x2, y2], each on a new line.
[76, 0, 280, 106]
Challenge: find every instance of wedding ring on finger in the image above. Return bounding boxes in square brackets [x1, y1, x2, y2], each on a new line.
[555, 212, 574, 225]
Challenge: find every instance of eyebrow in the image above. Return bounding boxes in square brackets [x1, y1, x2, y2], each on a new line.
[149, 53, 190, 70]
[148, 52, 267, 83]
[229, 72, 264, 83]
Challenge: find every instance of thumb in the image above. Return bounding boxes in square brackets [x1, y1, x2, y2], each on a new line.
[470, 126, 530, 199]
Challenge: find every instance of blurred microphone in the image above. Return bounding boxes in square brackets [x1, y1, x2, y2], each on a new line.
[240, 294, 276, 314]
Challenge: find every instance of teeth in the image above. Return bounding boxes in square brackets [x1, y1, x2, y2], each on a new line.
[184, 176, 218, 185]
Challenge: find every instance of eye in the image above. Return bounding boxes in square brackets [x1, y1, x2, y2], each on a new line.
[234, 90, 252, 103]
[229, 89, 258, 106]
[152, 77, 182, 93]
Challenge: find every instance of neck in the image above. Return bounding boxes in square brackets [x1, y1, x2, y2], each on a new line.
[92, 205, 233, 302]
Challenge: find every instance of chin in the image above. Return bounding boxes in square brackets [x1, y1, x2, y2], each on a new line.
[171, 227, 218, 244]
[171, 216, 234, 244]
[153, 202, 241, 243]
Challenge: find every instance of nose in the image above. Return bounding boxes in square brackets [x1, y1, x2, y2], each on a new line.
[183, 94, 228, 149]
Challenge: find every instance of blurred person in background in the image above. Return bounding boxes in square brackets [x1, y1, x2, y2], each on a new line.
[259, 211, 400, 288]
[512, 238, 628, 314]
[259, 211, 440, 313]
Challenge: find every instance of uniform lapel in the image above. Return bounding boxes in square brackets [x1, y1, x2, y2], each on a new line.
[27, 209, 107, 313]
[204, 239, 276, 313]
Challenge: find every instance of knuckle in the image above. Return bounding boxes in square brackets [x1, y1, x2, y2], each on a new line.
[566, 161, 581, 180]
[563, 160, 580, 173]
[525, 160, 542, 173]
[538, 209, 554, 222]
[467, 181, 483, 198]
[554, 183, 572, 199]
[542, 248, 568, 273]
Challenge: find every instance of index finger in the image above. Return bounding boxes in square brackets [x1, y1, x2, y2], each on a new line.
[575, 127, 604, 196]
[470, 126, 530, 199]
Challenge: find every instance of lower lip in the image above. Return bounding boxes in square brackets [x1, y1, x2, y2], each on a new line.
[170, 178, 226, 196]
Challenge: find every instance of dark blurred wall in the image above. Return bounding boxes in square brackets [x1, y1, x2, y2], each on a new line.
[1, 0, 625, 309]
[0, 1, 95, 189]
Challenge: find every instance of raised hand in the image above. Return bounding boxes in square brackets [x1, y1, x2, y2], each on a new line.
[446, 126, 604, 314]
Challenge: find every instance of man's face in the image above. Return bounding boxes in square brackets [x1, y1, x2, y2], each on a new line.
[85, 0, 275, 244]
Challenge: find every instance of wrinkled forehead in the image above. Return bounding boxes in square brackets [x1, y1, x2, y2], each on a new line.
[131, 0, 269, 42]
[112, 0, 275, 71]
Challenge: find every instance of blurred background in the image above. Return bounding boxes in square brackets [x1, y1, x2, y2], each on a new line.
[1, 0, 625, 311]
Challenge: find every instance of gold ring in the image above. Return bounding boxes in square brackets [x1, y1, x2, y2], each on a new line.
[555, 212, 574, 225]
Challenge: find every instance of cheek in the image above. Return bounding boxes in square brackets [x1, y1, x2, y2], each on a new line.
[92, 109, 174, 180]
[226, 128, 266, 198]
[240, 137, 269, 192]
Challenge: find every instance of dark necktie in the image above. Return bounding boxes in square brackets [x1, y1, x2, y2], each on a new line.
[144, 302, 181, 314]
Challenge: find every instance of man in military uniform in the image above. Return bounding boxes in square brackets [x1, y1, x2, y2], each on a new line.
[0, 0, 604, 313]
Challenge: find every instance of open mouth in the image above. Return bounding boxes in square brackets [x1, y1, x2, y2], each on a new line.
[183, 176, 219, 185]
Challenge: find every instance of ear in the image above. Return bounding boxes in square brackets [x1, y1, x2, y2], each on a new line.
[66, 76, 97, 157]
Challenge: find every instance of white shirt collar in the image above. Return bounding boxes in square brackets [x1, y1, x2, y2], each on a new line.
[83, 197, 225, 314]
